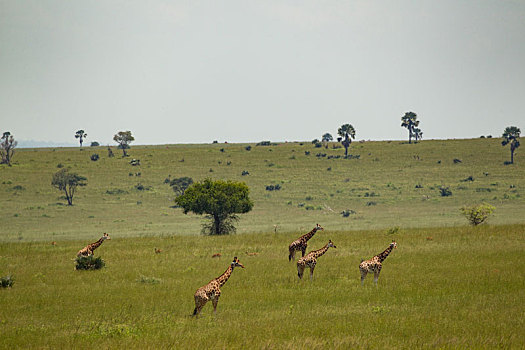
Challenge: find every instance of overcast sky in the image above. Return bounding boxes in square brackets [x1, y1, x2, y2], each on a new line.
[1, 0, 524, 146]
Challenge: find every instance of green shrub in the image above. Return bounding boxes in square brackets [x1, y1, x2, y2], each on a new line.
[1, 275, 14, 288]
[460, 203, 495, 226]
[439, 186, 452, 197]
[75, 256, 105, 270]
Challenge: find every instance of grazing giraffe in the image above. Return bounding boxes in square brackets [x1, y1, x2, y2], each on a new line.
[288, 224, 324, 261]
[359, 240, 397, 285]
[297, 240, 336, 280]
[192, 256, 245, 317]
[76, 233, 111, 257]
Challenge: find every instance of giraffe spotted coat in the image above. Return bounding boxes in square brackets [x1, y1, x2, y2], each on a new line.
[288, 224, 323, 261]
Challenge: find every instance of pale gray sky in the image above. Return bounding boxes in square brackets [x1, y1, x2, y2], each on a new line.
[1, 0, 524, 146]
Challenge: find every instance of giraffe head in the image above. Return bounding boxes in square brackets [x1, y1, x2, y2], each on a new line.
[102, 232, 111, 240]
[231, 256, 245, 269]
[328, 240, 336, 248]
[390, 240, 397, 249]
[315, 223, 324, 232]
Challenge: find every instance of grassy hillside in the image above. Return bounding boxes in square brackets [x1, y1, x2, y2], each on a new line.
[0, 224, 523, 348]
[1, 138, 524, 242]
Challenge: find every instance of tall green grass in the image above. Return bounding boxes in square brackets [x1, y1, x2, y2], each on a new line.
[0, 224, 523, 348]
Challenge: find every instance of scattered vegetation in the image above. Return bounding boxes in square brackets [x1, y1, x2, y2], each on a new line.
[90, 154, 100, 161]
[51, 168, 87, 205]
[75, 255, 105, 270]
[460, 203, 495, 226]
[0, 275, 14, 288]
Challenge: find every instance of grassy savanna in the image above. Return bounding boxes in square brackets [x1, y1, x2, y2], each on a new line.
[0, 225, 524, 348]
[0, 138, 524, 348]
[0, 138, 524, 242]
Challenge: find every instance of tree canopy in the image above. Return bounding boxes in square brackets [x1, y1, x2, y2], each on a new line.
[51, 168, 87, 205]
[175, 178, 253, 235]
[113, 131, 135, 156]
[502, 126, 521, 164]
[75, 130, 87, 147]
[401, 112, 419, 144]
[0, 131, 17, 166]
[337, 124, 355, 157]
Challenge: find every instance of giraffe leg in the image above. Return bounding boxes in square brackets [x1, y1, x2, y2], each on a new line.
[193, 295, 207, 317]
[297, 263, 305, 279]
[373, 265, 382, 285]
[301, 246, 306, 257]
[212, 295, 220, 314]
[309, 265, 316, 281]
[359, 266, 368, 285]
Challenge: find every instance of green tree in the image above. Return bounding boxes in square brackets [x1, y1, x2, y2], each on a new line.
[502, 126, 520, 164]
[75, 130, 87, 147]
[170, 177, 194, 196]
[413, 128, 423, 143]
[337, 124, 355, 157]
[322, 133, 333, 148]
[401, 112, 419, 144]
[460, 203, 495, 226]
[113, 131, 135, 157]
[175, 178, 253, 235]
[51, 168, 87, 205]
[0, 131, 17, 166]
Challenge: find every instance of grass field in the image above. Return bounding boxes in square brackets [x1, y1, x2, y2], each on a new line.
[0, 138, 524, 348]
[0, 138, 524, 241]
[0, 224, 524, 348]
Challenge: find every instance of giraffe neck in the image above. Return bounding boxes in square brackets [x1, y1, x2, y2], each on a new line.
[376, 245, 394, 263]
[301, 227, 318, 242]
[216, 265, 234, 287]
[90, 237, 105, 251]
[312, 244, 330, 259]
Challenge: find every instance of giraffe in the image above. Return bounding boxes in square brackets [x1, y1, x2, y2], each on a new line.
[288, 223, 324, 261]
[192, 256, 245, 317]
[76, 233, 111, 257]
[359, 240, 397, 285]
[297, 240, 336, 280]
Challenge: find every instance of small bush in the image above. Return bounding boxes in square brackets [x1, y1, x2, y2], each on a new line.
[256, 141, 271, 146]
[90, 141, 100, 147]
[75, 256, 105, 270]
[90, 154, 100, 161]
[386, 226, 400, 235]
[135, 183, 151, 191]
[461, 176, 474, 182]
[366, 201, 377, 206]
[460, 203, 495, 226]
[241, 170, 250, 176]
[1, 275, 14, 288]
[439, 186, 452, 197]
[305, 151, 310, 155]
[453, 158, 462, 164]
[245, 146, 252, 151]
[341, 209, 356, 217]
[265, 184, 281, 191]
[57, 163, 64, 168]
[130, 159, 140, 166]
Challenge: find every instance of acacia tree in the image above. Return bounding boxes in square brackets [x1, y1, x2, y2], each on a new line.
[113, 131, 135, 157]
[502, 126, 521, 164]
[51, 168, 87, 205]
[75, 130, 87, 147]
[170, 177, 194, 196]
[337, 124, 355, 157]
[175, 178, 253, 235]
[413, 128, 423, 143]
[322, 133, 333, 148]
[0, 131, 17, 166]
[401, 112, 419, 144]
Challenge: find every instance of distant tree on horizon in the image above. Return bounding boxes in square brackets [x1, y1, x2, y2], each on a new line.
[413, 128, 423, 143]
[113, 131, 135, 157]
[0, 131, 17, 166]
[75, 130, 87, 147]
[502, 126, 521, 164]
[322, 133, 333, 148]
[401, 112, 419, 144]
[337, 124, 355, 157]
[51, 168, 87, 205]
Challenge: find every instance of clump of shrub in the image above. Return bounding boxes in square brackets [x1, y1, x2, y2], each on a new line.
[461, 176, 474, 182]
[241, 170, 250, 176]
[460, 203, 495, 226]
[256, 141, 272, 146]
[265, 184, 282, 191]
[305, 151, 310, 155]
[245, 145, 252, 151]
[366, 201, 377, 206]
[130, 159, 140, 166]
[386, 226, 400, 235]
[1, 275, 14, 288]
[90, 154, 100, 161]
[90, 141, 100, 147]
[135, 183, 151, 191]
[453, 158, 462, 164]
[341, 209, 356, 217]
[439, 186, 452, 197]
[75, 256, 105, 270]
